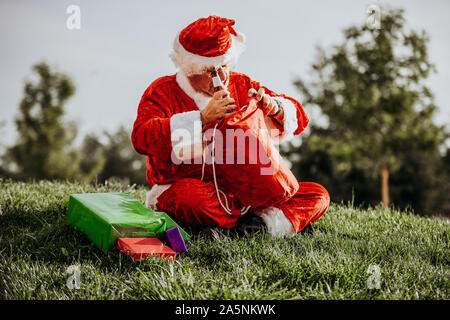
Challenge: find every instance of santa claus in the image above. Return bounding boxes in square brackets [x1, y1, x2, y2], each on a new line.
[132, 15, 330, 237]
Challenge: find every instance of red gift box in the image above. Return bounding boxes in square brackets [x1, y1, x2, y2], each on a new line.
[117, 238, 176, 262]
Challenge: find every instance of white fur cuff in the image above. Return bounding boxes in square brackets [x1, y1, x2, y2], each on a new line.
[254, 207, 296, 237]
[273, 96, 299, 143]
[170, 110, 203, 162]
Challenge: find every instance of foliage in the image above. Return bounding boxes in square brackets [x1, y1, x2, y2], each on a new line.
[5, 62, 103, 182]
[77, 126, 147, 186]
[0, 179, 448, 299]
[96, 126, 148, 186]
[289, 8, 449, 215]
[2, 62, 147, 185]
[78, 133, 107, 182]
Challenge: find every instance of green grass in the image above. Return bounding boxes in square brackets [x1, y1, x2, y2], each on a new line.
[0, 178, 448, 300]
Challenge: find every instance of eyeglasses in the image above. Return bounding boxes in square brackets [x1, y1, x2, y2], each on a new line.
[205, 64, 229, 76]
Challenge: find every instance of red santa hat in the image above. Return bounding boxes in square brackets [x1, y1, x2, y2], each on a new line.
[170, 15, 246, 75]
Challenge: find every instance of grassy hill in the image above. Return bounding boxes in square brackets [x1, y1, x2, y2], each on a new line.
[0, 179, 448, 299]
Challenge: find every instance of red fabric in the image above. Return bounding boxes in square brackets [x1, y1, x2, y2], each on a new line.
[179, 16, 237, 57]
[132, 71, 324, 233]
[156, 179, 330, 233]
[116, 238, 176, 262]
[131, 71, 309, 186]
[202, 98, 299, 208]
[276, 182, 330, 232]
[245, 78, 310, 136]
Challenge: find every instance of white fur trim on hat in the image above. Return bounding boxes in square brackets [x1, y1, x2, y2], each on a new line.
[254, 207, 296, 237]
[170, 32, 246, 75]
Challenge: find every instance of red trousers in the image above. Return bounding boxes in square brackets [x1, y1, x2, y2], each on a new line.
[156, 178, 330, 233]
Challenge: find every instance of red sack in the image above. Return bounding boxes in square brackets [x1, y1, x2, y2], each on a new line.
[202, 98, 299, 212]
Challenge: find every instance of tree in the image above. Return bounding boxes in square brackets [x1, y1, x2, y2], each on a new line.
[78, 133, 106, 182]
[4, 61, 145, 184]
[291, 8, 449, 212]
[97, 126, 148, 186]
[7, 61, 107, 182]
[76, 126, 148, 186]
[8, 62, 81, 179]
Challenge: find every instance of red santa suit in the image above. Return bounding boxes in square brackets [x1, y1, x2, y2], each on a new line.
[131, 16, 330, 236]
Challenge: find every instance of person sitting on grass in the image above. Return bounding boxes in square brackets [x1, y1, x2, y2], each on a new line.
[131, 15, 330, 237]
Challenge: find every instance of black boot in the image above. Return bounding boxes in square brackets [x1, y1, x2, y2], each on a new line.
[300, 224, 314, 235]
[199, 213, 267, 240]
[198, 226, 232, 240]
[234, 212, 267, 237]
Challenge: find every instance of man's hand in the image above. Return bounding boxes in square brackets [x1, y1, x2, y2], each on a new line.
[248, 88, 279, 116]
[200, 90, 237, 126]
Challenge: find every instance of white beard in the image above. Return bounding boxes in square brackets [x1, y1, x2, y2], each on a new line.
[175, 71, 212, 111]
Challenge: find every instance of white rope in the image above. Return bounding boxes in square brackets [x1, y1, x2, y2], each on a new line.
[201, 123, 251, 216]
[200, 138, 207, 181]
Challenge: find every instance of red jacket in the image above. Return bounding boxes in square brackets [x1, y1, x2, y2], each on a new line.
[132, 71, 309, 186]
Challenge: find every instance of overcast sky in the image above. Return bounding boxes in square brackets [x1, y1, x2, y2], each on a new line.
[0, 0, 449, 148]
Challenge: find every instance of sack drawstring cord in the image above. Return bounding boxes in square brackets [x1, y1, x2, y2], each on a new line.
[201, 123, 251, 216]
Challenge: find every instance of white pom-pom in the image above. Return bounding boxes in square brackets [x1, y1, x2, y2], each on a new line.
[235, 31, 246, 43]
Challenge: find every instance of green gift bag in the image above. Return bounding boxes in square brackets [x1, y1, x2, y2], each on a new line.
[67, 192, 190, 253]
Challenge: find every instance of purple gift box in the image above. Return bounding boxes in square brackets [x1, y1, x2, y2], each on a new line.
[165, 226, 187, 253]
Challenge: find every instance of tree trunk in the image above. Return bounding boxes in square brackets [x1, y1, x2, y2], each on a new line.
[381, 159, 389, 208]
